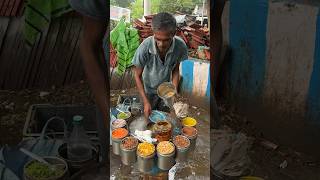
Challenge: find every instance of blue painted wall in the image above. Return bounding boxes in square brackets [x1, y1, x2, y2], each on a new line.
[222, 0, 320, 156]
[229, 0, 268, 104]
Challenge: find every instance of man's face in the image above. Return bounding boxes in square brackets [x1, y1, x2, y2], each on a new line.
[154, 30, 175, 54]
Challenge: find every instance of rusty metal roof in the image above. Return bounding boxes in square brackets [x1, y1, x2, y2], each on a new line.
[0, 0, 24, 17]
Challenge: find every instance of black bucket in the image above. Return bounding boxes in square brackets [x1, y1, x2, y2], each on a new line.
[58, 143, 99, 175]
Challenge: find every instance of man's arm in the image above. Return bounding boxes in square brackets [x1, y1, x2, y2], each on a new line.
[172, 62, 180, 92]
[80, 16, 108, 126]
[134, 67, 151, 120]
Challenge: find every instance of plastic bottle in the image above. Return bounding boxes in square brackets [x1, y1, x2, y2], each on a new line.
[67, 115, 92, 161]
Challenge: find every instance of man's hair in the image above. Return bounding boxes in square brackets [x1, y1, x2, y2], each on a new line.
[151, 12, 176, 33]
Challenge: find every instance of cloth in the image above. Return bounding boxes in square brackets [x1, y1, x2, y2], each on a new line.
[24, 0, 72, 46]
[173, 101, 189, 118]
[132, 36, 188, 95]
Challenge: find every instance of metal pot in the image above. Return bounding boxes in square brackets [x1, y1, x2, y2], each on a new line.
[112, 136, 125, 155]
[182, 127, 198, 152]
[157, 149, 176, 170]
[173, 135, 191, 162]
[137, 152, 155, 173]
[120, 137, 138, 165]
[111, 128, 128, 155]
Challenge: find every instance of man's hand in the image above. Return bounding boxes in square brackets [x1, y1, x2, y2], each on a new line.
[143, 100, 152, 122]
[134, 66, 151, 122]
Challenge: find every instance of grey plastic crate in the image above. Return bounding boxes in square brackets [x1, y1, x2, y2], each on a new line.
[23, 104, 99, 140]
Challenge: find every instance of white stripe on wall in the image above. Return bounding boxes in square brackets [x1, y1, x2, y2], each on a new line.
[263, 2, 318, 114]
[192, 61, 210, 97]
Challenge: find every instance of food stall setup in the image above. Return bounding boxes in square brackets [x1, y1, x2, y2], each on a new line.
[109, 83, 210, 179]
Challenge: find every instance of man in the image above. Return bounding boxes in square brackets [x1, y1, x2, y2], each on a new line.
[132, 12, 188, 121]
[68, 0, 108, 163]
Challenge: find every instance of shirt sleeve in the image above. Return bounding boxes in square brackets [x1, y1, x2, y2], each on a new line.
[132, 43, 148, 68]
[69, 0, 107, 20]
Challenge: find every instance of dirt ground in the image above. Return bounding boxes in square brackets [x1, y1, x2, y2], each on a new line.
[216, 100, 320, 180]
[1, 82, 320, 179]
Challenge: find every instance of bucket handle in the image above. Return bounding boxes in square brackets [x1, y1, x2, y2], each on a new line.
[39, 116, 67, 141]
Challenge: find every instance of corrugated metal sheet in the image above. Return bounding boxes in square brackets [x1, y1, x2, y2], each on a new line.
[0, 0, 24, 17]
[0, 15, 85, 90]
[222, 0, 320, 156]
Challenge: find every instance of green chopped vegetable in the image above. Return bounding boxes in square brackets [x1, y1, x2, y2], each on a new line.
[25, 161, 64, 179]
[117, 112, 130, 119]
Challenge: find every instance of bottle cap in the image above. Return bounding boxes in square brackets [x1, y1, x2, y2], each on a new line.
[73, 115, 83, 124]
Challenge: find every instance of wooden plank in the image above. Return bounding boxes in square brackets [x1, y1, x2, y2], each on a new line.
[63, 17, 82, 85]
[70, 46, 85, 84]
[27, 14, 50, 88]
[55, 17, 74, 86]
[46, 17, 69, 88]
[0, 18, 20, 89]
[6, 18, 24, 89]
[35, 18, 61, 88]
[14, 24, 30, 89]
[0, 17, 10, 88]
[69, 23, 83, 84]
[21, 31, 41, 88]
[66, 25, 81, 84]
[70, 48, 82, 83]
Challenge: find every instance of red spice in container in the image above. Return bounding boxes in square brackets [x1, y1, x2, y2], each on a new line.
[121, 136, 138, 150]
[112, 128, 128, 139]
[173, 135, 190, 148]
[182, 127, 197, 137]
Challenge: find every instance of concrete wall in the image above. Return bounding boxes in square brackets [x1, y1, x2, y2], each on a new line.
[180, 59, 210, 102]
[221, 0, 320, 157]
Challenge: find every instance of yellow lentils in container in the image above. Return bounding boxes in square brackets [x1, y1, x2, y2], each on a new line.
[157, 141, 175, 155]
[137, 142, 155, 157]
